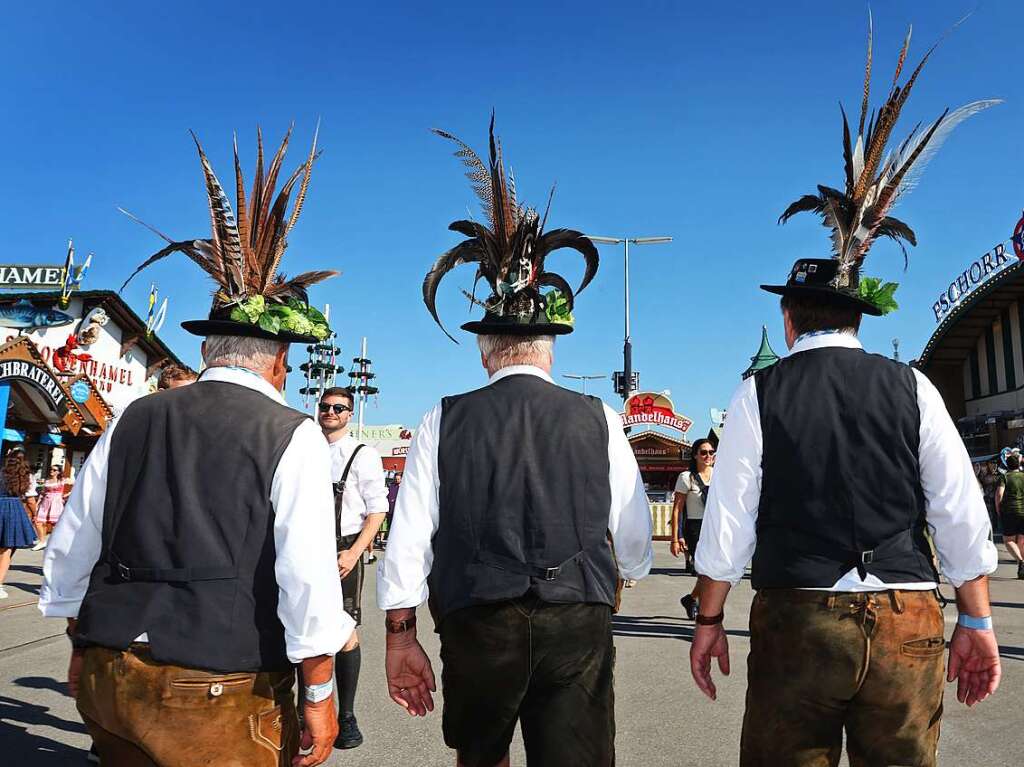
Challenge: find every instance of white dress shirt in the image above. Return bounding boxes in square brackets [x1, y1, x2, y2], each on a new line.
[328, 433, 388, 537]
[39, 365, 354, 663]
[695, 332, 999, 591]
[377, 365, 655, 610]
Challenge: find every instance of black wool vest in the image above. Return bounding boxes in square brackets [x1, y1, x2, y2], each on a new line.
[429, 374, 617, 624]
[76, 380, 308, 672]
[752, 346, 938, 589]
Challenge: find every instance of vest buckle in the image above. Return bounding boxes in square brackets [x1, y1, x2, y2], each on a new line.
[118, 563, 132, 581]
[543, 566, 560, 581]
[860, 550, 874, 565]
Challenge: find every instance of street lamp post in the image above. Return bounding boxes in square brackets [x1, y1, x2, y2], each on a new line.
[562, 373, 606, 395]
[587, 235, 672, 400]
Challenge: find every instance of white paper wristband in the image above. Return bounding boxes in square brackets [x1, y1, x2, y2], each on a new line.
[304, 679, 334, 703]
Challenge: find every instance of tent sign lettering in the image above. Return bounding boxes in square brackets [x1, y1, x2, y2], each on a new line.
[0, 359, 67, 410]
[0, 265, 65, 289]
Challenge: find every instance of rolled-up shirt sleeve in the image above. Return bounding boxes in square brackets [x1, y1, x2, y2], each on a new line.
[695, 377, 762, 586]
[914, 370, 998, 587]
[357, 448, 388, 519]
[377, 405, 441, 610]
[272, 419, 353, 662]
[39, 420, 117, 618]
[603, 404, 653, 580]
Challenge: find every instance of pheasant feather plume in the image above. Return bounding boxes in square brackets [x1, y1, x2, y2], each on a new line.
[778, 15, 1000, 286]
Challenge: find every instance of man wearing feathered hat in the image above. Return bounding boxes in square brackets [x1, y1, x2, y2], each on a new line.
[39, 127, 349, 767]
[689, 20, 1002, 767]
[376, 115, 654, 767]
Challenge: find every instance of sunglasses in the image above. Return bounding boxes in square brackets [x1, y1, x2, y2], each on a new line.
[318, 403, 352, 415]
[698, 449, 716, 457]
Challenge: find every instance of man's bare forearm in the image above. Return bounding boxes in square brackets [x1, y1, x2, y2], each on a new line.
[300, 654, 334, 686]
[695, 576, 732, 616]
[347, 513, 386, 554]
[954, 575, 992, 618]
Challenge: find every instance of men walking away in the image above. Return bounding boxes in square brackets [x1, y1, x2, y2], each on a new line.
[378, 116, 653, 767]
[690, 26, 1001, 767]
[317, 386, 388, 748]
[39, 127, 350, 767]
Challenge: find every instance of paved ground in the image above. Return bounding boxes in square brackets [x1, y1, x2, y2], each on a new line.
[1, 544, 1021, 766]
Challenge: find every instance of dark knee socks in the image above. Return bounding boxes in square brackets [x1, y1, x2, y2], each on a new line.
[335, 645, 361, 717]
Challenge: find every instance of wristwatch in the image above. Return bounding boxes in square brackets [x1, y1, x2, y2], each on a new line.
[385, 615, 417, 634]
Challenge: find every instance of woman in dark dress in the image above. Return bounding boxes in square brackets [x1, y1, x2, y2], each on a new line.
[0, 448, 38, 599]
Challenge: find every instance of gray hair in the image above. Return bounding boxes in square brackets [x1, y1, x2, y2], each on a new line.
[477, 334, 555, 370]
[202, 334, 287, 371]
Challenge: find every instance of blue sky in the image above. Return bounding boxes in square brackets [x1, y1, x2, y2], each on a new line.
[1, 1, 1021, 433]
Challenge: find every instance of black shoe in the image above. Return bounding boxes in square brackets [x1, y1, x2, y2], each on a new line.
[680, 594, 697, 620]
[336, 713, 363, 749]
[1017, 561, 1024, 580]
[86, 745, 101, 764]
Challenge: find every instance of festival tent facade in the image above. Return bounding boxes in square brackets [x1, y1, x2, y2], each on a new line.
[916, 231, 1024, 457]
[0, 289, 183, 476]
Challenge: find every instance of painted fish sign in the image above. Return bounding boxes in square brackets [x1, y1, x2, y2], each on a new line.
[0, 299, 75, 333]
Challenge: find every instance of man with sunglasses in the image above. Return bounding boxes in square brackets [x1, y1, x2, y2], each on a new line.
[317, 386, 387, 750]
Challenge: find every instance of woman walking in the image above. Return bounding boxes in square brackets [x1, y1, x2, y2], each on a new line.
[0, 449, 38, 599]
[671, 438, 715, 619]
[996, 453, 1024, 579]
[32, 465, 67, 550]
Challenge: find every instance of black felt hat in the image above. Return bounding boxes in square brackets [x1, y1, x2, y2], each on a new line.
[760, 259, 883, 316]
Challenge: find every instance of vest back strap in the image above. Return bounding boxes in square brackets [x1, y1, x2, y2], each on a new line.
[774, 526, 920, 580]
[477, 550, 584, 581]
[109, 557, 237, 583]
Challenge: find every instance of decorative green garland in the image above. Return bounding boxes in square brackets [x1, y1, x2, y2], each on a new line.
[229, 295, 331, 340]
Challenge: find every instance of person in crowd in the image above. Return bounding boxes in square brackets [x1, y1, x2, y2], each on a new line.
[317, 385, 388, 749]
[995, 453, 1024, 579]
[157, 364, 198, 390]
[690, 30, 1000, 766]
[379, 117, 653, 767]
[382, 471, 402, 546]
[31, 464, 68, 551]
[39, 127, 349, 767]
[671, 438, 714, 619]
[0, 448, 38, 599]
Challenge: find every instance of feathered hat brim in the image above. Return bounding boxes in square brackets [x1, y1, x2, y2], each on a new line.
[181, 319, 321, 344]
[759, 283, 883, 316]
[460, 319, 575, 336]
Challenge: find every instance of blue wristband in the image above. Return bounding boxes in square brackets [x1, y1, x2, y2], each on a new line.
[957, 614, 993, 631]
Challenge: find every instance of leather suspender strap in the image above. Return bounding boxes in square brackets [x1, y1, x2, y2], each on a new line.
[334, 444, 366, 543]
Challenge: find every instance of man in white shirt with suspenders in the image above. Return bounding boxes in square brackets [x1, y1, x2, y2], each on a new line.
[318, 386, 388, 749]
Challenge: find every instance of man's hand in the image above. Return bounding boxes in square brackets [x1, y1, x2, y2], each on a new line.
[293, 697, 338, 767]
[67, 648, 84, 698]
[337, 548, 360, 579]
[690, 622, 730, 700]
[385, 639, 436, 717]
[670, 539, 684, 558]
[948, 625, 1001, 707]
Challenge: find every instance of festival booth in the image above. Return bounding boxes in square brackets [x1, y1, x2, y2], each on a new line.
[621, 391, 693, 539]
[917, 213, 1024, 457]
[0, 287, 184, 475]
[356, 424, 413, 478]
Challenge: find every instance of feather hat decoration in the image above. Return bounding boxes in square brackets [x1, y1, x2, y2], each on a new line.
[119, 125, 336, 343]
[423, 113, 599, 340]
[766, 14, 1000, 315]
